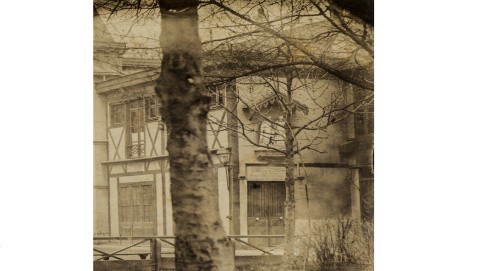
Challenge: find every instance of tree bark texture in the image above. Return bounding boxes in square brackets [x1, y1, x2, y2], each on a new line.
[155, 1, 234, 270]
[283, 134, 296, 269]
[283, 78, 297, 269]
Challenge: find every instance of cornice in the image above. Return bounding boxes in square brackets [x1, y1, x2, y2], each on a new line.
[95, 68, 160, 94]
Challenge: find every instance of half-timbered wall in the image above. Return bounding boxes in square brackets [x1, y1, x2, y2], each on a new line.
[207, 84, 238, 235]
[107, 95, 167, 162]
[107, 160, 174, 237]
[208, 107, 232, 234]
[96, 70, 363, 241]
[108, 127, 126, 161]
[104, 93, 173, 237]
[207, 108, 228, 151]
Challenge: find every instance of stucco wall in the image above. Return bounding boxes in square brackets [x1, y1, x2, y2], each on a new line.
[296, 167, 351, 220]
[94, 82, 109, 236]
[93, 82, 108, 142]
[94, 188, 110, 236]
[235, 76, 349, 170]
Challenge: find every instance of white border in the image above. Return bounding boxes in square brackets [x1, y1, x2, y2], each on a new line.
[1, 1, 483, 270]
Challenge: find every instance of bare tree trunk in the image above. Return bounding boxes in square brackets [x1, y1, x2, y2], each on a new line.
[155, 1, 234, 270]
[283, 73, 297, 269]
[284, 135, 296, 269]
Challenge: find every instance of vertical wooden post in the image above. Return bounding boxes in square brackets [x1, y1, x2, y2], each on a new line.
[150, 239, 156, 270]
[231, 237, 236, 262]
[156, 239, 162, 271]
[150, 239, 162, 271]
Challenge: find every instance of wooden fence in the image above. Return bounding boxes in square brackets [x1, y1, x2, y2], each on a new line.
[94, 235, 284, 271]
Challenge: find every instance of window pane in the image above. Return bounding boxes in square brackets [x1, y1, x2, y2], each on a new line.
[110, 104, 125, 126]
[143, 185, 154, 222]
[130, 112, 138, 132]
[127, 99, 146, 158]
[139, 108, 145, 123]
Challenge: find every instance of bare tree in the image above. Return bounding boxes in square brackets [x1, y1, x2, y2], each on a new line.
[95, 0, 235, 270]
[207, 65, 372, 268]
[154, 1, 234, 270]
[94, 1, 373, 269]
[94, 0, 373, 90]
[199, 1, 373, 268]
[201, 0, 373, 91]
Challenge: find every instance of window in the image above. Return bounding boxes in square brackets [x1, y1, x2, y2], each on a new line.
[110, 103, 125, 126]
[354, 89, 374, 135]
[208, 84, 225, 107]
[127, 99, 145, 158]
[259, 117, 285, 149]
[145, 96, 162, 121]
[110, 96, 164, 159]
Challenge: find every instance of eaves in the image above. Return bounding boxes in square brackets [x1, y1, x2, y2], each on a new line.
[95, 68, 160, 95]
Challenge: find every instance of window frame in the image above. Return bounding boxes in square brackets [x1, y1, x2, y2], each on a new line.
[118, 182, 157, 230]
[126, 99, 146, 159]
[208, 84, 226, 108]
[144, 96, 162, 122]
[353, 89, 374, 136]
[109, 103, 125, 127]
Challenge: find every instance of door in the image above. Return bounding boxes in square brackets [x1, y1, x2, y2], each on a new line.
[247, 181, 285, 247]
[119, 182, 156, 238]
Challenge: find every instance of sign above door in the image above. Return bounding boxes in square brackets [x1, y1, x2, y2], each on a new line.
[246, 166, 286, 181]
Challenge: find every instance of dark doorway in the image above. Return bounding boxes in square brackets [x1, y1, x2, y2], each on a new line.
[247, 181, 285, 247]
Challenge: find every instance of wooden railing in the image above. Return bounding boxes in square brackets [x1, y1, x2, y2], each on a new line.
[93, 235, 285, 261]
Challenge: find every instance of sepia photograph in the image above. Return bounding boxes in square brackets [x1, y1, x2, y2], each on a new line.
[4, 1, 483, 271]
[93, 1, 373, 270]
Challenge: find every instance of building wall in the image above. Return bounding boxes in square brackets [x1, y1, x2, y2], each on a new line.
[233, 76, 355, 236]
[94, 65, 368, 240]
[100, 81, 180, 237]
[294, 167, 352, 232]
[96, 75, 237, 237]
[94, 141, 109, 236]
[94, 186, 110, 236]
[94, 78, 110, 236]
[235, 76, 349, 167]
[217, 167, 231, 234]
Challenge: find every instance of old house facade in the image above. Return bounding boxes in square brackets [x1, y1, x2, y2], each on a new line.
[93, 8, 374, 246]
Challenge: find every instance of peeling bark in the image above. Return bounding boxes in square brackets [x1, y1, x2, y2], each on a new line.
[155, 1, 234, 270]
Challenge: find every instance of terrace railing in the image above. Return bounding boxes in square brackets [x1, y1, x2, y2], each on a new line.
[93, 235, 284, 261]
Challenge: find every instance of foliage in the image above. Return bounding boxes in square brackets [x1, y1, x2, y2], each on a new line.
[298, 218, 374, 271]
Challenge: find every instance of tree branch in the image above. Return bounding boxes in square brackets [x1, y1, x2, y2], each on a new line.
[206, 0, 374, 91]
